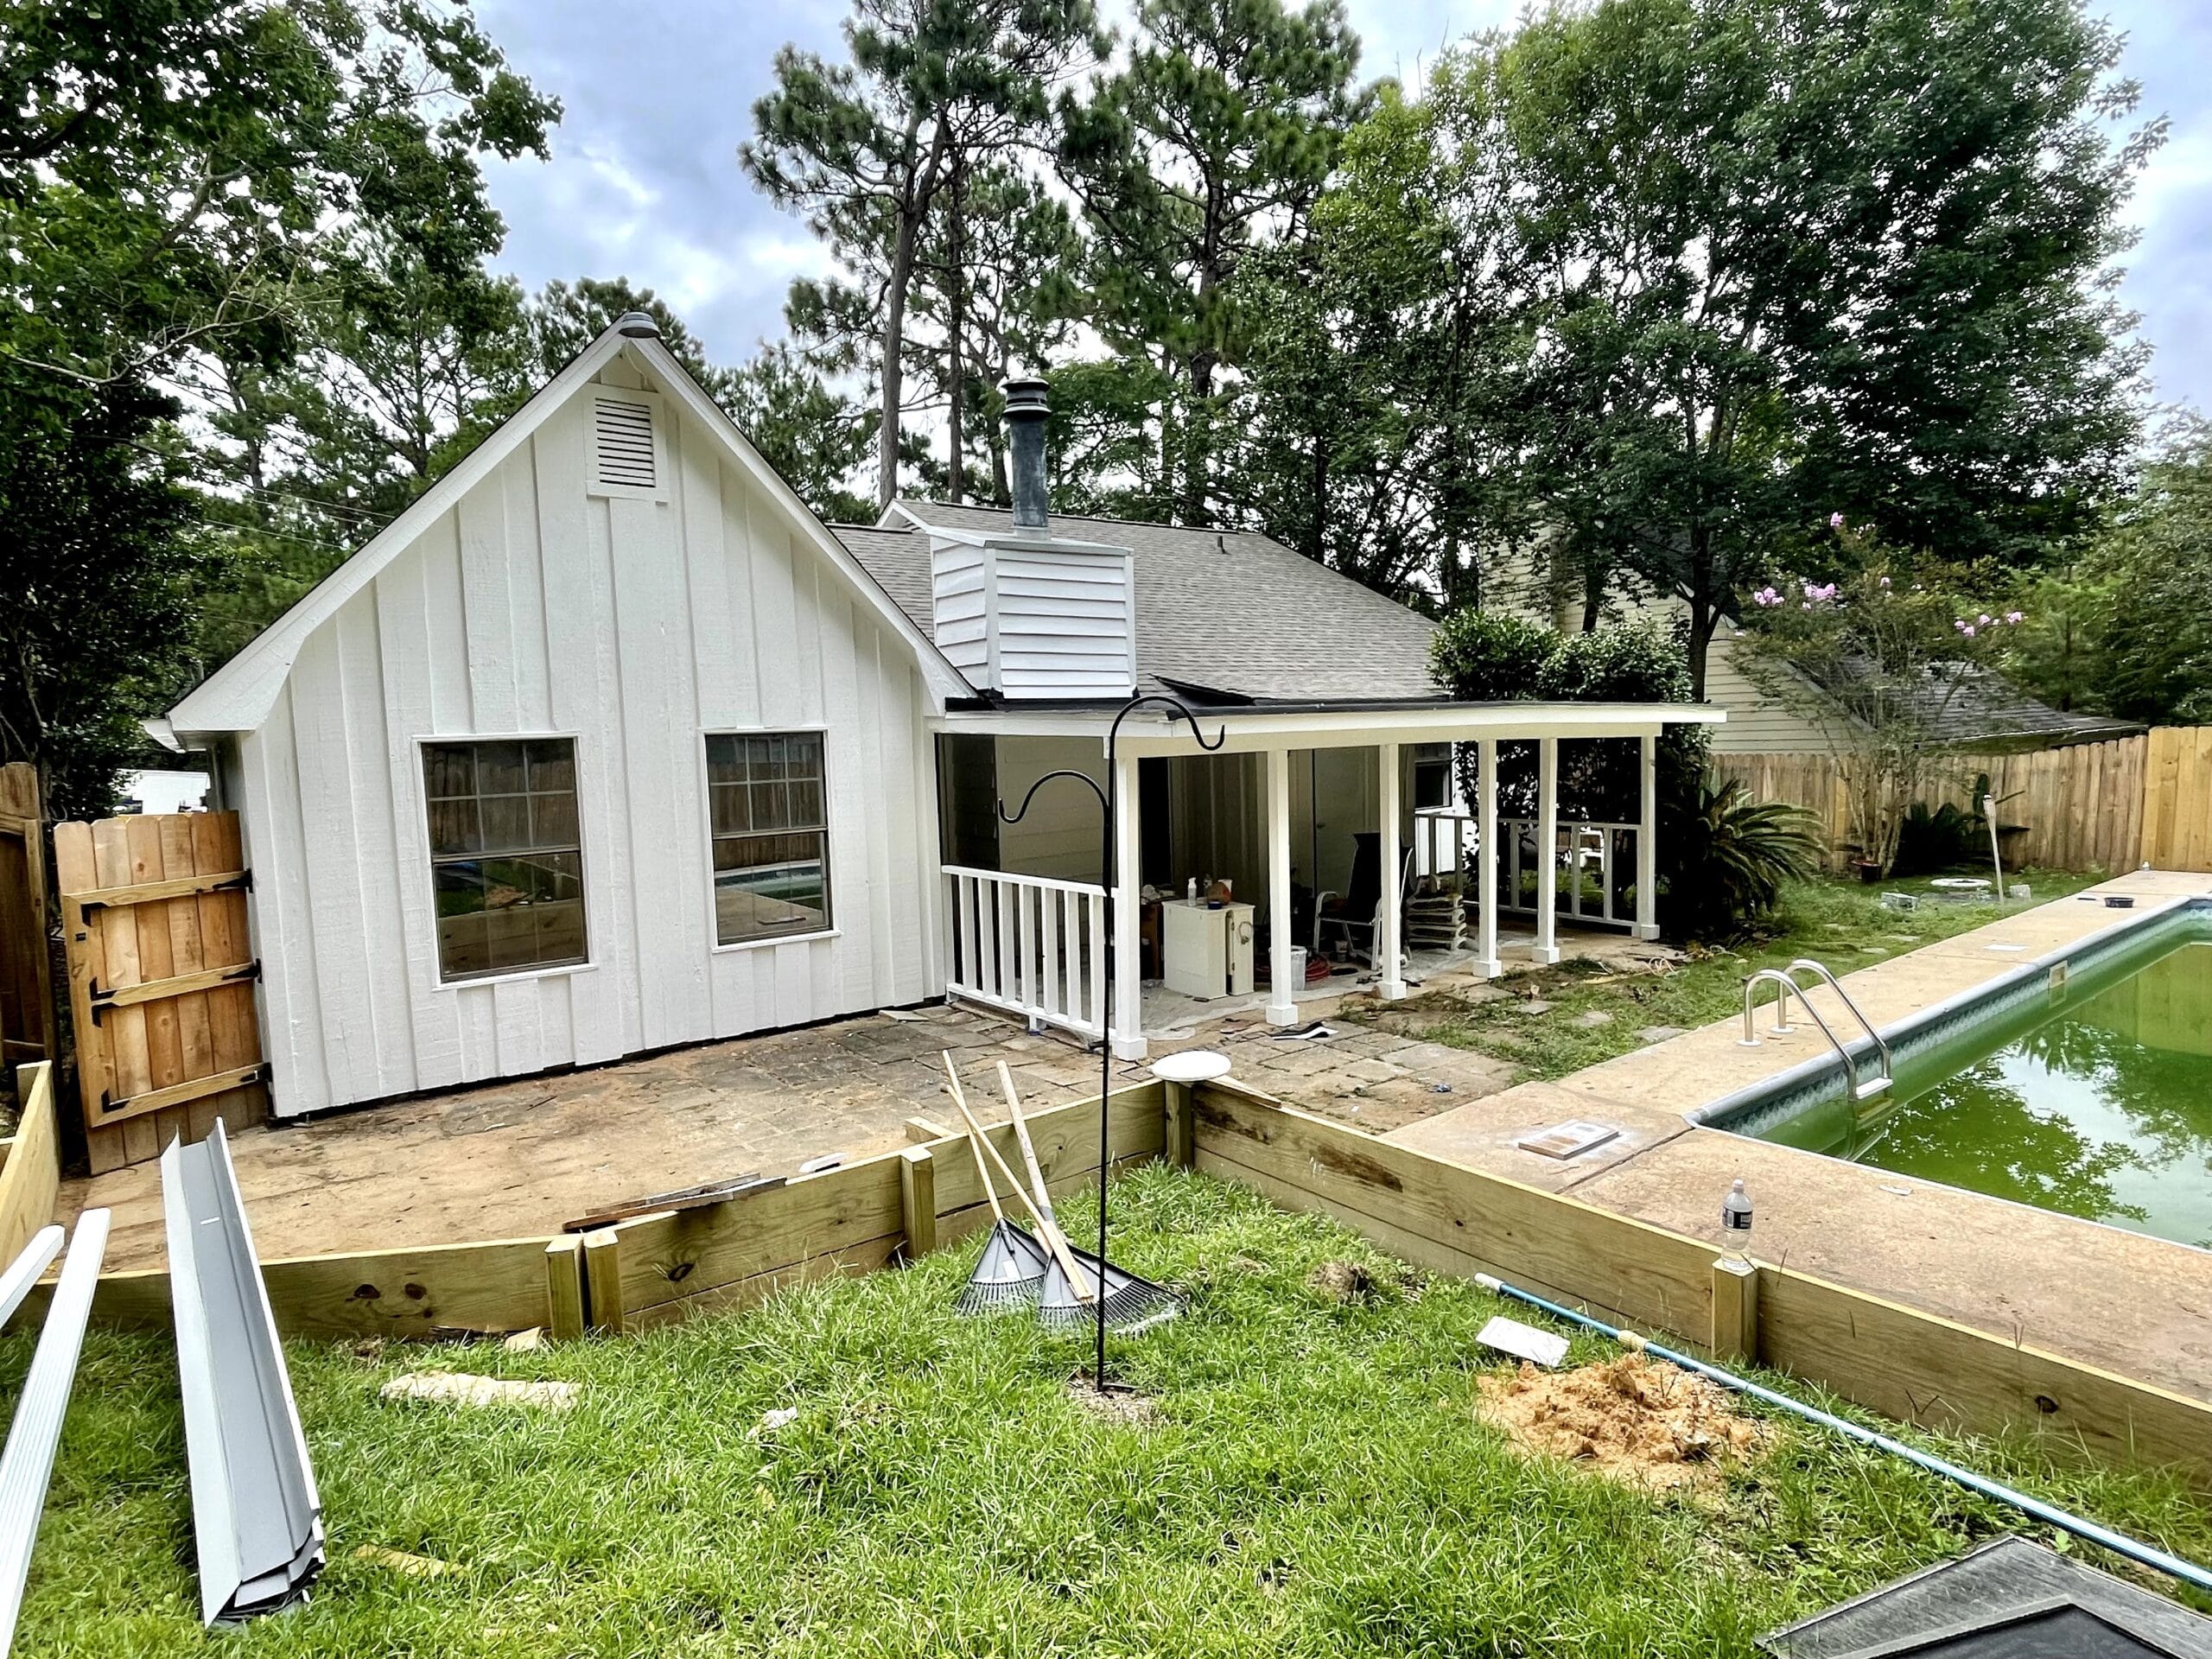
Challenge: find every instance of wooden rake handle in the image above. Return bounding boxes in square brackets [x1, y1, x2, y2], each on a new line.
[940, 1052, 1005, 1224]
[995, 1063, 1089, 1277]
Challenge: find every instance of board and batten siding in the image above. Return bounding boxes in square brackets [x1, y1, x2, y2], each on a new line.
[238, 356, 942, 1117]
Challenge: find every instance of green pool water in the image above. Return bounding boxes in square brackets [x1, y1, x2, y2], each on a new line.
[1748, 933, 2212, 1250]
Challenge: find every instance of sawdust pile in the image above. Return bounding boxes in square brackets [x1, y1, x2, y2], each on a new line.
[1476, 1355, 1767, 1491]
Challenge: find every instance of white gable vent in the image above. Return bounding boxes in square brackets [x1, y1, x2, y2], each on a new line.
[588, 389, 664, 499]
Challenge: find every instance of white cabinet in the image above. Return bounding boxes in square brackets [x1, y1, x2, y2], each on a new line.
[1160, 899, 1255, 999]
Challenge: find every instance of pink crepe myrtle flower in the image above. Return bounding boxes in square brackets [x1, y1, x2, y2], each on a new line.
[1878, 575, 1891, 588]
[1751, 586, 1782, 607]
[2005, 610, 2024, 625]
[1828, 511, 1845, 529]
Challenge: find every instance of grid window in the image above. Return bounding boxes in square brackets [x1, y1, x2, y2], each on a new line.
[706, 732, 831, 944]
[423, 739, 587, 981]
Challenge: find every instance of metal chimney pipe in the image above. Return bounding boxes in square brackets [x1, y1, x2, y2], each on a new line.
[1003, 376, 1050, 532]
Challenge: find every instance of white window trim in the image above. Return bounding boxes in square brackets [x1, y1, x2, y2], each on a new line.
[697, 723, 839, 953]
[585, 385, 669, 501]
[412, 729, 596, 988]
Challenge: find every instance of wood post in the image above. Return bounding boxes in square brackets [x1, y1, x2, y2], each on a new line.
[903, 1116, 950, 1144]
[899, 1143, 938, 1259]
[582, 1228, 624, 1335]
[1636, 734, 1660, 941]
[1164, 1081, 1195, 1169]
[1709, 1255, 1759, 1363]
[543, 1236, 586, 1341]
[1378, 740, 1406, 1000]
[1532, 737, 1560, 965]
[1474, 736, 1501, 979]
[1265, 747, 1297, 1025]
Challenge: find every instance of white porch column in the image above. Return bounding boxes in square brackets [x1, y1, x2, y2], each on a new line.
[1377, 741, 1406, 1000]
[1474, 737, 1502, 979]
[1110, 749, 1147, 1060]
[1266, 747, 1298, 1025]
[1636, 733, 1661, 940]
[1533, 735, 1561, 965]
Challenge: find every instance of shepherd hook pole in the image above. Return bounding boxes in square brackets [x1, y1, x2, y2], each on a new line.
[998, 691, 1224, 1389]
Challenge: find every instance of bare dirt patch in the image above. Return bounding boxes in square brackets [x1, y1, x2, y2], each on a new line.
[1475, 1355, 1769, 1491]
[1067, 1379, 1160, 1427]
[1308, 1259, 1382, 1305]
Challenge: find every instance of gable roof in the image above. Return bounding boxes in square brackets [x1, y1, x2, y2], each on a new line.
[1828, 661, 2143, 748]
[162, 325, 970, 740]
[845, 501, 1445, 704]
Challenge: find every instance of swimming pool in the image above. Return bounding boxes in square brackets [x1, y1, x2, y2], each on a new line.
[1708, 902, 2212, 1251]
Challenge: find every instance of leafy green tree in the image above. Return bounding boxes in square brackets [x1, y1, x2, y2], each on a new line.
[723, 343, 877, 524]
[1058, 0, 1365, 525]
[2060, 416, 2212, 724]
[1481, 0, 2152, 693]
[0, 0, 555, 803]
[1228, 77, 1529, 598]
[1732, 527, 2027, 873]
[744, 0, 1105, 512]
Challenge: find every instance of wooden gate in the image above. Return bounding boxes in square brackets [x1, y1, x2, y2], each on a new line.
[0, 765, 55, 1086]
[54, 810, 266, 1173]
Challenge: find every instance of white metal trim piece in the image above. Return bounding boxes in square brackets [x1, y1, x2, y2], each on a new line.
[0, 1228, 63, 1335]
[164, 1123, 324, 1625]
[0, 1210, 111, 1653]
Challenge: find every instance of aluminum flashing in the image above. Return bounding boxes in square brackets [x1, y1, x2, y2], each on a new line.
[162, 1123, 324, 1624]
[0, 1228, 62, 1335]
[0, 1211, 109, 1653]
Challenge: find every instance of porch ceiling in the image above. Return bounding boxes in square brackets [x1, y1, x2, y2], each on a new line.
[930, 700, 1724, 757]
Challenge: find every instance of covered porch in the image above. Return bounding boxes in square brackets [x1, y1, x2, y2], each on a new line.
[932, 700, 1719, 1058]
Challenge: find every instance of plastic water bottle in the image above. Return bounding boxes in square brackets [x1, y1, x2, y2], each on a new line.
[1721, 1178, 1753, 1242]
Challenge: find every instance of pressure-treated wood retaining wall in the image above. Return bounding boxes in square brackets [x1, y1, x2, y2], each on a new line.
[21, 1069, 2211, 1487]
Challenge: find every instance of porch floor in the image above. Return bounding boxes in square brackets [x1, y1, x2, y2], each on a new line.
[54, 997, 1530, 1274]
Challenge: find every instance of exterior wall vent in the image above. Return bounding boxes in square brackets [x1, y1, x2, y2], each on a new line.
[588, 389, 664, 499]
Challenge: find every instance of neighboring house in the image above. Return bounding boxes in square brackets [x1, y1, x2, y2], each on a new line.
[1478, 545, 2137, 754]
[1700, 623, 2142, 755]
[156, 321, 1716, 1119]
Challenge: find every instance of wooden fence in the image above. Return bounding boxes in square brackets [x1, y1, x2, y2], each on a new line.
[0, 766, 54, 1085]
[1715, 728, 2202, 874]
[0, 1062, 60, 1268]
[28, 1070, 2209, 1485]
[53, 810, 265, 1173]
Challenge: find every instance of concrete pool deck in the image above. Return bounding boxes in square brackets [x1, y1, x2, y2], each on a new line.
[1387, 869, 2212, 1407]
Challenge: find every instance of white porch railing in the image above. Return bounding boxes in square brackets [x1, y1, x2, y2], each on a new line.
[1411, 808, 1640, 931]
[943, 866, 1109, 1040]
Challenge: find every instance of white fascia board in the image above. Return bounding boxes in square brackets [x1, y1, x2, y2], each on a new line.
[929, 701, 1725, 757]
[169, 330, 971, 739]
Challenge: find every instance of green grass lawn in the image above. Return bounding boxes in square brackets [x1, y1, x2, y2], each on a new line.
[14, 1166, 2209, 1656]
[1353, 871, 2106, 1081]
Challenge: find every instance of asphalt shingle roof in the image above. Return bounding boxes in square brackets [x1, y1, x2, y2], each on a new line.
[836, 502, 1444, 703]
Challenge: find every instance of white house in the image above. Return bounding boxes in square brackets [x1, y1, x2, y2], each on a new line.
[158, 317, 1718, 1119]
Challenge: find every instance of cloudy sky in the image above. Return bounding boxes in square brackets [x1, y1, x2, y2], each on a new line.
[474, 0, 2212, 416]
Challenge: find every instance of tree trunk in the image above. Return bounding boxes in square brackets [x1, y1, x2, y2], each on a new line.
[877, 219, 917, 514]
[1180, 353, 1215, 527]
[946, 166, 966, 506]
[1685, 595, 1716, 701]
[1581, 550, 1605, 632]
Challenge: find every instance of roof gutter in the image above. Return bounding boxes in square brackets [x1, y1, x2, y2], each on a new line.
[165, 1122, 324, 1624]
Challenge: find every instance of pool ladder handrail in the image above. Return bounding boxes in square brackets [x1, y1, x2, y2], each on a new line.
[1739, 960, 1892, 1102]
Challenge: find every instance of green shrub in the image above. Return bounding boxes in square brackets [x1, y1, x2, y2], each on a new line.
[1891, 800, 1982, 876]
[1662, 772, 1823, 939]
[1428, 610, 1555, 702]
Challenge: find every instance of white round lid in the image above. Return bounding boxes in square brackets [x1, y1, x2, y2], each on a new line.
[1149, 1049, 1232, 1084]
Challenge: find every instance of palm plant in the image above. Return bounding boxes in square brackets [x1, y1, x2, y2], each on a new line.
[1662, 773, 1823, 940]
